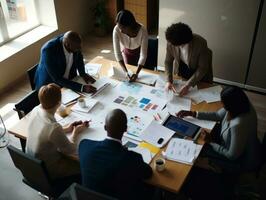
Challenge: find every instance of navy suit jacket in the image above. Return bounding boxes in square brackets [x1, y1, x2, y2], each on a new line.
[35, 34, 86, 92]
[79, 139, 152, 199]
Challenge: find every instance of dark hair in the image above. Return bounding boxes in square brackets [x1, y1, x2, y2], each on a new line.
[165, 22, 193, 45]
[116, 10, 136, 27]
[221, 86, 250, 118]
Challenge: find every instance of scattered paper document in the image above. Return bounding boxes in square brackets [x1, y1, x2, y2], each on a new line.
[199, 85, 223, 103]
[124, 110, 153, 142]
[109, 66, 158, 86]
[71, 98, 98, 113]
[136, 71, 158, 86]
[141, 120, 175, 148]
[58, 111, 89, 126]
[61, 89, 80, 105]
[108, 66, 127, 81]
[185, 90, 205, 104]
[85, 63, 102, 76]
[128, 146, 153, 164]
[166, 93, 191, 115]
[165, 138, 203, 165]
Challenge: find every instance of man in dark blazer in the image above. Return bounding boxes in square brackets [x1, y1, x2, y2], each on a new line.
[79, 109, 153, 199]
[35, 31, 96, 93]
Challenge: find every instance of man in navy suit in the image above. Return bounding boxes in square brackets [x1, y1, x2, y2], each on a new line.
[79, 109, 153, 199]
[35, 31, 97, 93]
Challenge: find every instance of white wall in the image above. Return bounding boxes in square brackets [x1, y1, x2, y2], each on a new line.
[0, 0, 96, 92]
[158, 0, 260, 85]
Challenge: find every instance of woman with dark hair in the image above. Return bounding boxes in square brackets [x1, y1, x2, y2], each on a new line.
[165, 22, 213, 96]
[176, 86, 261, 172]
[113, 10, 148, 82]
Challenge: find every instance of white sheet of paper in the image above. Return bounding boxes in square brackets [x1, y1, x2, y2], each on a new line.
[166, 91, 191, 115]
[123, 108, 154, 142]
[136, 71, 158, 86]
[85, 63, 102, 76]
[61, 89, 80, 105]
[58, 111, 89, 126]
[200, 85, 223, 103]
[108, 66, 127, 81]
[182, 116, 216, 130]
[165, 138, 201, 165]
[141, 120, 175, 148]
[128, 146, 153, 164]
[71, 98, 98, 113]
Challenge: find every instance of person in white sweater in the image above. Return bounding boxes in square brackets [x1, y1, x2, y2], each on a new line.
[26, 83, 89, 179]
[113, 10, 148, 82]
[176, 86, 261, 172]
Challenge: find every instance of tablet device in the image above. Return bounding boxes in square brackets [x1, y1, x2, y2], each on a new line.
[163, 115, 201, 140]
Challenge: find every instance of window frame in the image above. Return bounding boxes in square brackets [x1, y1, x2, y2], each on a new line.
[0, 0, 40, 46]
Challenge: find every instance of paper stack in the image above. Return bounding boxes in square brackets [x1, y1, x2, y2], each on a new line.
[61, 89, 80, 105]
[165, 138, 203, 165]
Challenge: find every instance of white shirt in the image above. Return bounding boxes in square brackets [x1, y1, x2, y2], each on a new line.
[26, 106, 77, 177]
[179, 44, 189, 66]
[106, 136, 122, 144]
[62, 43, 74, 79]
[113, 24, 148, 66]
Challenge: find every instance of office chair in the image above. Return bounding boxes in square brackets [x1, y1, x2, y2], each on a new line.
[13, 90, 39, 151]
[7, 145, 74, 199]
[58, 183, 118, 200]
[144, 36, 158, 70]
[27, 64, 38, 90]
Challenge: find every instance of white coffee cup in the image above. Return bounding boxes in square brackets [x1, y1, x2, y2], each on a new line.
[78, 98, 86, 108]
[154, 158, 166, 172]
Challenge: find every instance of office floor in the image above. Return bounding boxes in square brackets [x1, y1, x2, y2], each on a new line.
[0, 34, 266, 200]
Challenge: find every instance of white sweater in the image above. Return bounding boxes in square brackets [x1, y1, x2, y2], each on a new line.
[26, 106, 77, 177]
[113, 24, 148, 66]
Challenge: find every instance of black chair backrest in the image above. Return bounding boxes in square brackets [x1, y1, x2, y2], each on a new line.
[144, 36, 158, 70]
[262, 132, 266, 163]
[58, 183, 118, 200]
[14, 90, 39, 119]
[7, 145, 53, 195]
[27, 64, 38, 90]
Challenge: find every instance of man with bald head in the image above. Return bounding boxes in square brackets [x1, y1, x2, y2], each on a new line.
[79, 109, 153, 199]
[35, 31, 96, 93]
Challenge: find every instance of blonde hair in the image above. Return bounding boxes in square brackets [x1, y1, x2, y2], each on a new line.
[38, 83, 61, 109]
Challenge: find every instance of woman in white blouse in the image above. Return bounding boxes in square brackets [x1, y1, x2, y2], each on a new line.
[26, 83, 89, 179]
[113, 10, 148, 82]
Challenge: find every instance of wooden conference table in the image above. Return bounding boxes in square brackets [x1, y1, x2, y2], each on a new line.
[8, 56, 223, 193]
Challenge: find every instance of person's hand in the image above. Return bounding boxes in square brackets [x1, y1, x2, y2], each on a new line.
[176, 110, 196, 118]
[83, 84, 97, 94]
[63, 123, 74, 133]
[165, 82, 174, 91]
[73, 121, 89, 135]
[129, 73, 138, 82]
[82, 74, 96, 84]
[71, 120, 83, 127]
[201, 130, 211, 143]
[179, 84, 190, 96]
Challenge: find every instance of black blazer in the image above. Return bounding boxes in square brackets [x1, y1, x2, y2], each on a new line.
[79, 139, 152, 199]
[35, 34, 86, 92]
